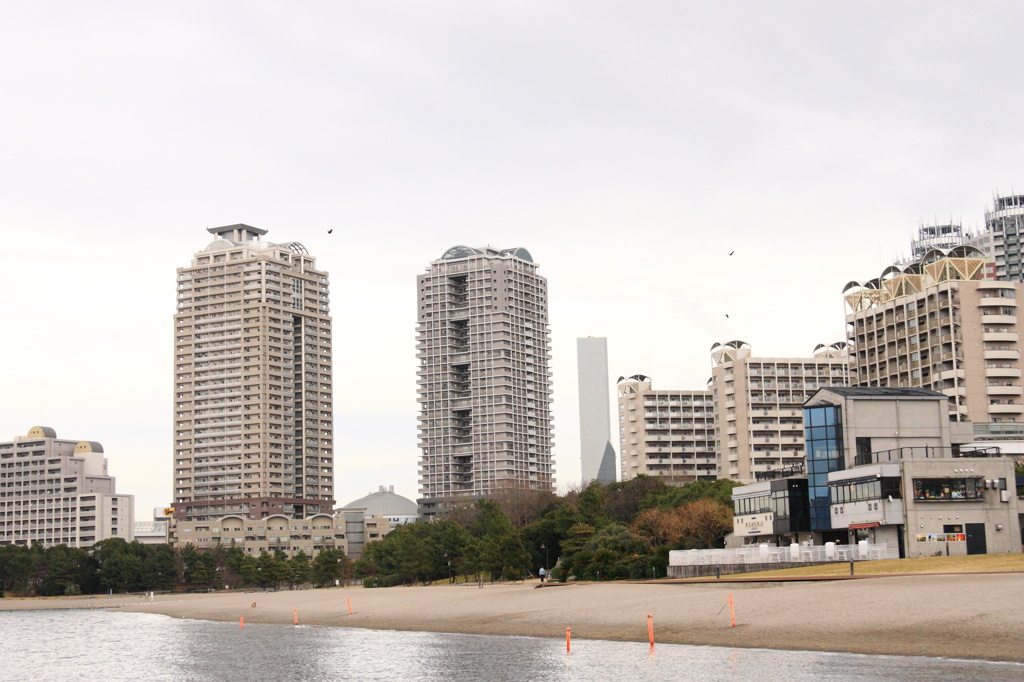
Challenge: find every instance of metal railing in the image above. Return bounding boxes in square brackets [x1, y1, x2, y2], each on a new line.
[857, 445, 1001, 466]
[668, 542, 899, 566]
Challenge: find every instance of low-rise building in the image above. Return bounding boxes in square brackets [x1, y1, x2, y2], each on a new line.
[0, 426, 134, 548]
[731, 388, 1022, 557]
[168, 508, 392, 559]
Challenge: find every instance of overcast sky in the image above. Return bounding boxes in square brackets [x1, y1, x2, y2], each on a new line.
[3, 2, 1023, 519]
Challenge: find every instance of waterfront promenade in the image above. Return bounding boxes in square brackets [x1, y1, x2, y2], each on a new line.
[3, 573, 1022, 662]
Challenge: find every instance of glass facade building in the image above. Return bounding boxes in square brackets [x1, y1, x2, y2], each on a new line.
[803, 404, 845, 530]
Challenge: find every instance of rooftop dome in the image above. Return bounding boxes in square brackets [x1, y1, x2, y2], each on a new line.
[342, 486, 418, 519]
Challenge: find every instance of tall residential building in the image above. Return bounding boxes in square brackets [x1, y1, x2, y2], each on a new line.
[0, 426, 134, 547]
[616, 376, 716, 484]
[577, 337, 616, 484]
[984, 192, 1024, 281]
[844, 245, 1024, 428]
[416, 245, 553, 518]
[710, 341, 850, 482]
[173, 224, 334, 523]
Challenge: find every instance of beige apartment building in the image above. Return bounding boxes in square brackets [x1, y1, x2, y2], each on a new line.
[0, 426, 133, 547]
[616, 376, 715, 484]
[711, 341, 850, 482]
[173, 225, 334, 523]
[417, 246, 553, 518]
[844, 245, 1024, 428]
[169, 508, 390, 560]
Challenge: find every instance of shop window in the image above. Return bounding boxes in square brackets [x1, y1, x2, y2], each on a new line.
[913, 478, 982, 501]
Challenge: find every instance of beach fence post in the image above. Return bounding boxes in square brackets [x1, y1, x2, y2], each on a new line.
[647, 614, 654, 647]
[240, 617, 244, 630]
[728, 594, 736, 627]
[850, 560, 855, 575]
[293, 608, 298, 626]
[347, 597, 353, 614]
[566, 627, 571, 653]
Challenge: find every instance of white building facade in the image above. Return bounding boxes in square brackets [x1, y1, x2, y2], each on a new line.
[0, 426, 134, 548]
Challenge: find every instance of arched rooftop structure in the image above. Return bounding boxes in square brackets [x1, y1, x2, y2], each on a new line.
[440, 245, 483, 260]
[711, 340, 751, 367]
[280, 241, 309, 255]
[499, 247, 534, 262]
[342, 486, 417, 524]
[26, 426, 57, 439]
[843, 246, 986, 312]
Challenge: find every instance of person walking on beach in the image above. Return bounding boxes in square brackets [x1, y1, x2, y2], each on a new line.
[539, 567, 546, 583]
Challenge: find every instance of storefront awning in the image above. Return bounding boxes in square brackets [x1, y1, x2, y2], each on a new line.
[848, 522, 880, 530]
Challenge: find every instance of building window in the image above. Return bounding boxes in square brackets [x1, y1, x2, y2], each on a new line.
[913, 478, 982, 501]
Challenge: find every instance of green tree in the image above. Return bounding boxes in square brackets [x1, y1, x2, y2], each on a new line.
[571, 524, 651, 581]
[603, 476, 670, 524]
[642, 479, 742, 511]
[0, 545, 36, 594]
[288, 551, 312, 588]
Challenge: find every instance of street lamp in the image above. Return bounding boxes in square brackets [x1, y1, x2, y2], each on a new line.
[444, 552, 452, 583]
[540, 543, 549, 571]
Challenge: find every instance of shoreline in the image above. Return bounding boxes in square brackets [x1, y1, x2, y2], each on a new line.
[3, 573, 1023, 663]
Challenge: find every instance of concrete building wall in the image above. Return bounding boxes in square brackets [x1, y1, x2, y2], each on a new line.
[173, 225, 334, 523]
[711, 342, 849, 482]
[900, 458, 1021, 558]
[577, 337, 615, 484]
[416, 246, 553, 516]
[809, 388, 953, 458]
[617, 378, 715, 484]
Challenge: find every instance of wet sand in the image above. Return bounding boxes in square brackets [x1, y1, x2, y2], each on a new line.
[3, 574, 1023, 662]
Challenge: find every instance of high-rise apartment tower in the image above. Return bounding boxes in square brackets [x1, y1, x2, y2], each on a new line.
[577, 337, 616, 484]
[416, 246, 553, 518]
[984, 192, 1024, 282]
[844, 245, 1024, 427]
[173, 225, 334, 522]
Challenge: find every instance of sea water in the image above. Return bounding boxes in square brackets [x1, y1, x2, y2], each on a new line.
[0, 609, 1020, 681]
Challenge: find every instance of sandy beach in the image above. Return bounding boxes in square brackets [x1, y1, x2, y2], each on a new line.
[3, 574, 1023, 663]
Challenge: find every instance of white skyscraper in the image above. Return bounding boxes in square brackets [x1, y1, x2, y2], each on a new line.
[577, 337, 616, 484]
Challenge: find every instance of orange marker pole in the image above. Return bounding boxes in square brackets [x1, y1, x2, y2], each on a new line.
[728, 594, 735, 627]
[240, 617, 244, 630]
[347, 598, 353, 614]
[566, 627, 571, 653]
[647, 613, 654, 646]
[293, 608, 298, 626]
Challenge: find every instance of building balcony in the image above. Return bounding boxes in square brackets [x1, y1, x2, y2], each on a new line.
[982, 332, 1018, 343]
[985, 367, 1021, 378]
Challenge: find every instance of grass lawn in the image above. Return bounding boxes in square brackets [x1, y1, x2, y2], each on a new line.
[737, 552, 1024, 577]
